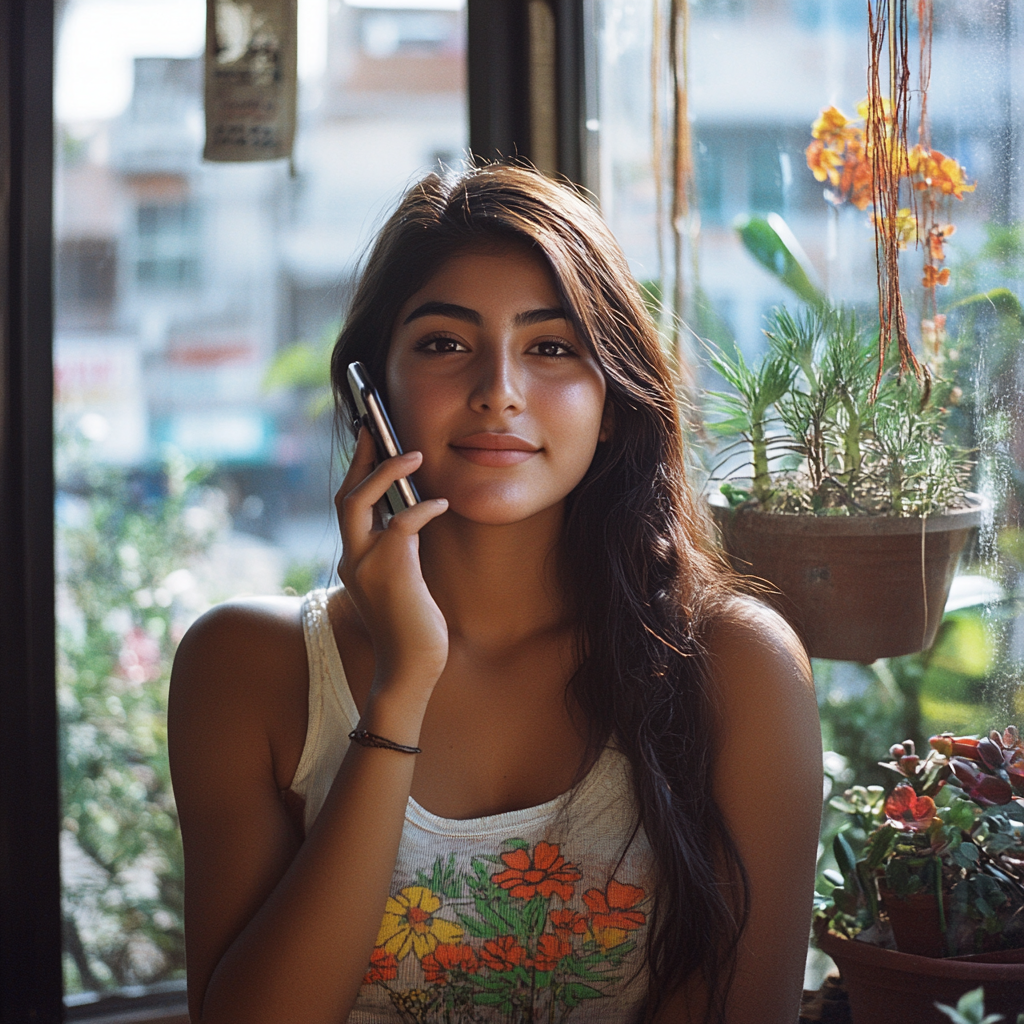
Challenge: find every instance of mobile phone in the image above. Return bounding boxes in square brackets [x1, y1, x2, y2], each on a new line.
[346, 361, 420, 515]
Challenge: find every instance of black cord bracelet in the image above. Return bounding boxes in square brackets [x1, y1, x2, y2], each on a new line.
[348, 728, 422, 754]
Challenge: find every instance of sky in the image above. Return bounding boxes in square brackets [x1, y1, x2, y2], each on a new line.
[56, 0, 331, 123]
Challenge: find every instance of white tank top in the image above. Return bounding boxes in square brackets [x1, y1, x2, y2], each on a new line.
[289, 589, 654, 1023]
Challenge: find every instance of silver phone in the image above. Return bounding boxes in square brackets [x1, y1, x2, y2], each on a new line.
[346, 361, 420, 515]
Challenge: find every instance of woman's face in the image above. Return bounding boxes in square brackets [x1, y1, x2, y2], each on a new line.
[385, 245, 608, 527]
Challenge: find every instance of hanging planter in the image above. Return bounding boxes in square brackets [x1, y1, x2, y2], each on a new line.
[709, 493, 985, 662]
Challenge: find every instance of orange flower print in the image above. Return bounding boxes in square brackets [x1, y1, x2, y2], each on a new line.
[479, 935, 528, 972]
[421, 943, 479, 985]
[533, 934, 572, 971]
[363, 947, 399, 985]
[583, 880, 647, 951]
[922, 264, 951, 288]
[549, 908, 588, 939]
[490, 841, 581, 901]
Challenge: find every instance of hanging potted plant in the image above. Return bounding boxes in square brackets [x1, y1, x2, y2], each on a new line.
[814, 726, 1024, 1023]
[705, 0, 991, 662]
[706, 303, 984, 661]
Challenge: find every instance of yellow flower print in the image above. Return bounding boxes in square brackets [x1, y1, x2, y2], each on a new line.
[375, 885, 463, 961]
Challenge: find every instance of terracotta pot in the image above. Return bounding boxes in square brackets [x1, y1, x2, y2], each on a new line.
[708, 494, 986, 661]
[878, 885, 950, 958]
[816, 927, 1024, 1024]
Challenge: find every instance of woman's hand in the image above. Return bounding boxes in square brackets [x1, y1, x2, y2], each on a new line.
[336, 427, 450, 699]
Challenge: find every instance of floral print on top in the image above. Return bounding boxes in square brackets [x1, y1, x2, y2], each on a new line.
[290, 590, 653, 1024]
[359, 840, 649, 1023]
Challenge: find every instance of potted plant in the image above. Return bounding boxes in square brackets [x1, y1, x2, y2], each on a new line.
[706, 303, 985, 661]
[814, 726, 1024, 1023]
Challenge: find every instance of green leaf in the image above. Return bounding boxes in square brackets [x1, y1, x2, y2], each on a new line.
[949, 287, 1024, 328]
[734, 213, 826, 308]
[561, 982, 605, 1009]
[833, 832, 858, 881]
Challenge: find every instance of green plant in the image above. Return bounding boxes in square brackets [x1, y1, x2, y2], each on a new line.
[936, 985, 1024, 1024]
[707, 303, 972, 515]
[816, 725, 1024, 957]
[58, 445, 225, 991]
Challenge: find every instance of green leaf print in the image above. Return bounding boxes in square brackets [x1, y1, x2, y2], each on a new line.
[561, 982, 603, 1009]
[415, 853, 463, 900]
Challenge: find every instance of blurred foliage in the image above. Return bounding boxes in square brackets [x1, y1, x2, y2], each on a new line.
[58, 443, 224, 992]
[264, 319, 339, 420]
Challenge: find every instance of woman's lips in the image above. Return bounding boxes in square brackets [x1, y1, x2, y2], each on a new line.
[450, 433, 540, 467]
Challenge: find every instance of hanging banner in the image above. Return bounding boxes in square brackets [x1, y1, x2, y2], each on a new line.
[204, 0, 297, 162]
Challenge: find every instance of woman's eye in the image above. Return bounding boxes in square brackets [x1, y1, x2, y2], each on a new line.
[418, 336, 468, 354]
[530, 340, 575, 358]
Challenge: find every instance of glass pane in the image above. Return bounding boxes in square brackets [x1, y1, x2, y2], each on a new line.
[592, 0, 1024, 985]
[55, 0, 466, 1000]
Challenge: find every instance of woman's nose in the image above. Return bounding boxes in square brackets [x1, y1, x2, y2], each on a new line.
[469, 348, 524, 414]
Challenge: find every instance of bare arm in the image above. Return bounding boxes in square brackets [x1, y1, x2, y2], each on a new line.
[653, 600, 821, 1024]
[169, 429, 450, 1024]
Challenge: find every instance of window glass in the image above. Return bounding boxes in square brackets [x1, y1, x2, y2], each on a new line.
[55, 0, 466, 1000]
[592, 0, 1024, 986]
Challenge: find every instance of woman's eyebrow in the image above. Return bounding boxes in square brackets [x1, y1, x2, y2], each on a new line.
[403, 301, 481, 325]
[402, 303, 568, 327]
[514, 307, 568, 327]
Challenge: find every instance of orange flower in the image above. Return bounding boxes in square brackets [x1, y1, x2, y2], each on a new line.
[922, 264, 951, 288]
[927, 223, 955, 261]
[806, 139, 843, 184]
[583, 880, 647, 950]
[421, 943, 478, 985]
[909, 145, 975, 199]
[811, 105, 850, 142]
[490, 842, 581, 901]
[548, 908, 588, 939]
[532, 934, 571, 971]
[363, 946, 399, 985]
[479, 935, 528, 972]
[884, 784, 937, 831]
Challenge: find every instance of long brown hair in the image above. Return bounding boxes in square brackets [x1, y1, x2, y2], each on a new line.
[330, 164, 749, 1019]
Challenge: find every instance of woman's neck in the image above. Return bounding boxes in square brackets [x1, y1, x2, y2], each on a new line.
[417, 504, 570, 655]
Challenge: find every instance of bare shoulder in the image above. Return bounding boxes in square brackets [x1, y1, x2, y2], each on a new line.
[174, 595, 307, 675]
[169, 595, 310, 791]
[704, 596, 814, 712]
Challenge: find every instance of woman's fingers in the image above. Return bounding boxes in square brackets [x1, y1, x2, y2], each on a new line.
[335, 427, 376, 506]
[385, 498, 448, 537]
[337, 447, 425, 558]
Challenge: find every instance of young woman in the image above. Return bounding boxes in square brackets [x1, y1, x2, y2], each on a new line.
[168, 164, 822, 1024]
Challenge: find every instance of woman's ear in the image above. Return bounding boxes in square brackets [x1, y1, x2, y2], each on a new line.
[598, 401, 614, 443]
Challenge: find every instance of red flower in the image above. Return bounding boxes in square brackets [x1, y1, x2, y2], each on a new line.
[582, 880, 647, 950]
[532, 934, 571, 971]
[421, 943, 478, 985]
[490, 842, 581, 901]
[884, 784, 936, 830]
[362, 946, 398, 985]
[479, 935, 528, 972]
[548, 909, 588, 939]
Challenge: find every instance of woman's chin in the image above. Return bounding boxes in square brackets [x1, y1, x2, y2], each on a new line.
[428, 486, 566, 529]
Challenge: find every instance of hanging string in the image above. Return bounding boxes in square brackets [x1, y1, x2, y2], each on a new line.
[669, 0, 698, 400]
[652, 0, 666, 302]
[867, 0, 920, 398]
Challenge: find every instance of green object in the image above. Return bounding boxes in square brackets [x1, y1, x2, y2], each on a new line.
[734, 213, 826, 308]
[935, 986, 1006, 1024]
